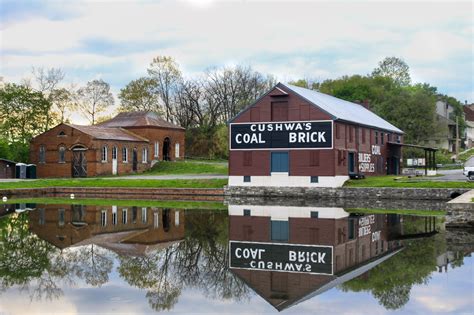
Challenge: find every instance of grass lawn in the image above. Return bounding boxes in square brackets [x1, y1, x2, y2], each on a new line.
[145, 160, 228, 175]
[346, 208, 446, 216]
[0, 178, 228, 189]
[4, 197, 226, 210]
[344, 175, 474, 188]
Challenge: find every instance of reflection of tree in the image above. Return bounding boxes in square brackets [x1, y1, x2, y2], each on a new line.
[118, 210, 249, 311]
[0, 213, 114, 301]
[341, 237, 438, 310]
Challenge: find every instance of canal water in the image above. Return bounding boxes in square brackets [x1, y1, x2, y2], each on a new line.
[0, 200, 472, 314]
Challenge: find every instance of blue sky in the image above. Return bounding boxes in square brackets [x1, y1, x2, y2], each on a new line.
[0, 0, 472, 124]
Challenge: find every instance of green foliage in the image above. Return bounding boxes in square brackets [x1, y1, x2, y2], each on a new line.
[147, 160, 227, 175]
[186, 124, 229, 159]
[0, 178, 227, 189]
[0, 83, 51, 143]
[118, 77, 162, 113]
[372, 56, 411, 86]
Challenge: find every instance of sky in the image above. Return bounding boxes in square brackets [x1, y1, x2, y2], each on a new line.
[0, 0, 473, 124]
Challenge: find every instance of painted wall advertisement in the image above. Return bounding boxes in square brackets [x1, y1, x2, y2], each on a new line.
[358, 214, 381, 242]
[229, 241, 333, 275]
[358, 145, 381, 173]
[230, 121, 333, 150]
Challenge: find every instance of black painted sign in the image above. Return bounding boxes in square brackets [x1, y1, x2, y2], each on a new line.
[229, 241, 333, 275]
[229, 121, 333, 150]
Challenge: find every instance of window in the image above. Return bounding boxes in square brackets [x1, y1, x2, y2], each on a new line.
[39, 208, 45, 225]
[310, 211, 319, 218]
[112, 206, 117, 225]
[243, 151, 252, 166]
[58, 131, 66, 136]
[310, 151, 320, 166]
[112, 146, 117, 160]
[122, 147, 128, 163]
[388, 134, 392, 142]
[397, 135, 401, 143]
[310, 176, 319, 183]
[153, 212, 159, 228]
[122, 208, 128, 224]
[271, 152, 289, 172]
[243, 209, 251, 216]
[175, 210, 180, 226]
[348, 219, 356, 240]
[58, 209, 65, 226]
[102, 146, 108, 162]
[101, 210, 107, 227]
[132, 207, 137, 223]
[381, 132, 384, 145]
[154, 141, 159, 158]
[375, 131, 379, 145]
[142, 147, 148, 163]
[243, 175, 251, 182]
[142, 207, 147, 223]
[58, 146, 66, 163]
[175, 143, 180, 158]
[271, 220, 289, 241]
[39, 145, 46, 163]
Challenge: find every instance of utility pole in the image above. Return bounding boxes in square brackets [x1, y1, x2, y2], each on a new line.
[455, 115, 459, 160]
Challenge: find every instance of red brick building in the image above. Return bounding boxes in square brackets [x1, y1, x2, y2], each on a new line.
[228, 83, 404, 187]
[30, 112, 185, 178]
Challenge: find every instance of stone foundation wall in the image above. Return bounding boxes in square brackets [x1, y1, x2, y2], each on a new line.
[224, 186, 471, 201]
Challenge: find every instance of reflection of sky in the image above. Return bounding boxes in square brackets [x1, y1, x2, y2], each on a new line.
[0, 252, 472, 315]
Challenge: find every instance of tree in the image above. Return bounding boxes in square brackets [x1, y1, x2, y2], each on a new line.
[147, 56, 183, 122]
[49, 88, 75, 123]
[372, 57, 411, 86]
[32, 67, 66, 130]
[77, 79, 114, 125]
[0, 83, 51, 144]
[118, 77, 162, 113]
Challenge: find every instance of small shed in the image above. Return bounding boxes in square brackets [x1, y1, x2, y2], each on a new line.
[0, 158, 16, 179]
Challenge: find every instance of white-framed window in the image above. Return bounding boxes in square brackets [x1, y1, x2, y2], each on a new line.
[122, 208, 128, 224]
[101, 210, 107, 227]
[175, 143, 180, 158]
[122, 147, 128, 163]
[58, 146, 66, 163]
[102, 146, 108, 162]
[175, 210, 180, 226]
[112, 206, 117, 225]
[154, 141, 159, 158]
[58, 209, 65, 226]
[142, 147, 148, 163]
[39, 145, 46, 163]
[142, 207, 147, 223]
[112, 146, 117, 160]
[153, 212, 159, 228]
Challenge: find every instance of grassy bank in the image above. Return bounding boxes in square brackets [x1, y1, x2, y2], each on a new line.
[344, 176, 473, 188]
[3, 197, 226, 210]
[146, 160, 227, 175]
[0, 178, 227, 189]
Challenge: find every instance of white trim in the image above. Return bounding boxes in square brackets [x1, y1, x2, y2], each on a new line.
[228, 174, 349, 188]
[229, 120, 334, 151]
[228, 205, 349, 219]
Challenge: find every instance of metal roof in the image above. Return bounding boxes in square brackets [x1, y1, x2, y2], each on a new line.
[98, 111, 185, 130]
[65, 124, 148, 142]
[280, 83, 404, 134]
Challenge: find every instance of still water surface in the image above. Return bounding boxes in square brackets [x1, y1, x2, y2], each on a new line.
[0, 200, 472, 315]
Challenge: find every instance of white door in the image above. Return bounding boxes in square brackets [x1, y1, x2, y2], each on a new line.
[112, 146, 118, 175]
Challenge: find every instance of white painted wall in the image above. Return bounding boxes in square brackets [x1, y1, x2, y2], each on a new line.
[228, 205, 349, 219]
[228, 173, 349, 188]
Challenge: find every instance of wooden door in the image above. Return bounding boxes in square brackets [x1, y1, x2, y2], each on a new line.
[72, 150, 87, 177]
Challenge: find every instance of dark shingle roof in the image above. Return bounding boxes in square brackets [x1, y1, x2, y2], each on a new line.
[464, 106, 474, 122]
[98, 111, 184, 130]
[65, 124, 148, 142]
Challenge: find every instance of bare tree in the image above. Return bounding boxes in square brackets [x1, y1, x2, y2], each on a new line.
[77, 79, 114, 125]
[147, 56, 182, 122]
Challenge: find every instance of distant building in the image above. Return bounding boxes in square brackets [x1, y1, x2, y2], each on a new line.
[463, 105, 474, 149]
[228, 83, 404, 188]
[30, 111, 185, 178]
[422, 100, 459, 152]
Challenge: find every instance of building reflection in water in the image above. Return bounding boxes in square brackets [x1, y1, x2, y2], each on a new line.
[28, 204, 185, 256]
[228, 204, 437, 311]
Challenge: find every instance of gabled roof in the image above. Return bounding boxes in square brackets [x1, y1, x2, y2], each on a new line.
[279, 83, 403, 133]
[464, 106, 474, 122]
[98, 111, 185, 130]
[64, 123, 148, 142]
